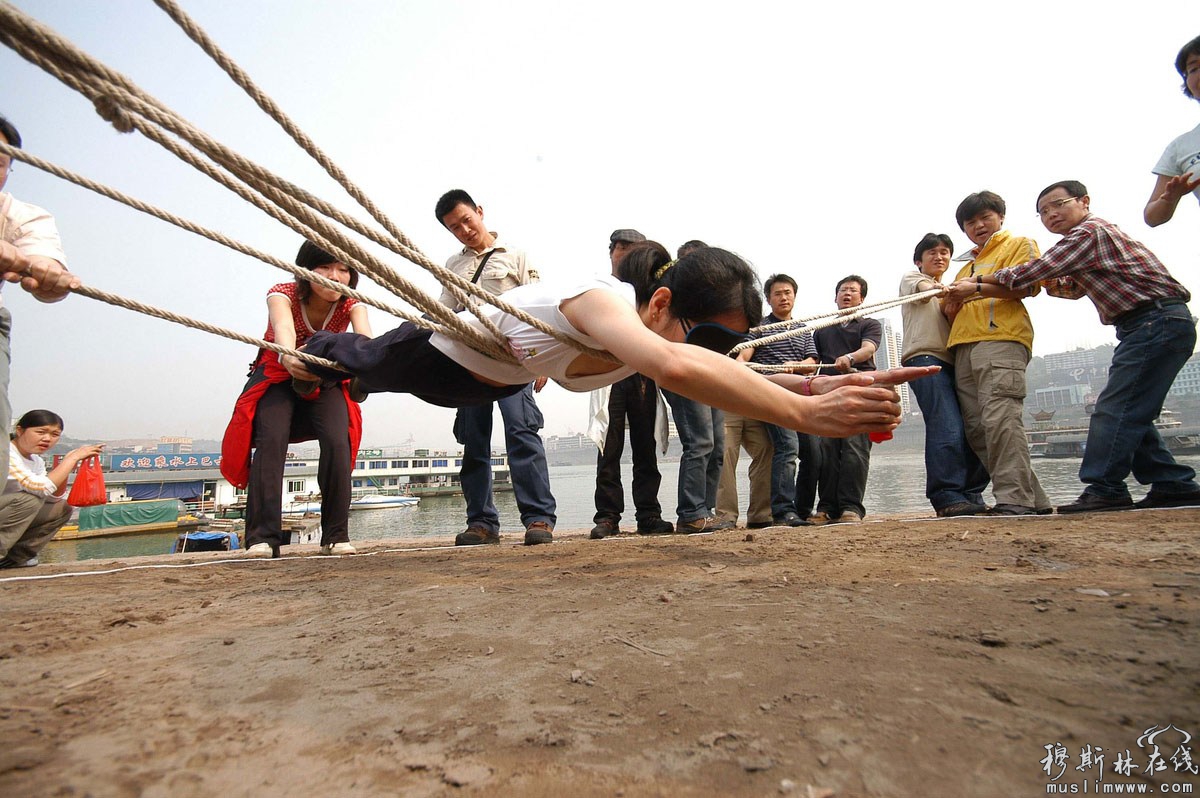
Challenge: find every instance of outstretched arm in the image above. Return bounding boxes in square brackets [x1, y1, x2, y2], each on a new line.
[1145, 173, 1200, 227]
[564, 289, 929, 438]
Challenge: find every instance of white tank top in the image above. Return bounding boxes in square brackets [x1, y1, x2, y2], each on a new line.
[429, 275, 637, 392]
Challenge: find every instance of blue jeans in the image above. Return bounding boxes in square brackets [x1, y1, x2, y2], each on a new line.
[662, 391, 724, 522]
[764, 425, 819, 518]
[903, 354, 989, 510]
[454, 384, 557, 531]
[1080, 305, 1198, 499]
[0, 307, 10, 483]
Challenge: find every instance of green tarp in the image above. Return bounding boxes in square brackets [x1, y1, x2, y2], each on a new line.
[77, 499, 183, 531]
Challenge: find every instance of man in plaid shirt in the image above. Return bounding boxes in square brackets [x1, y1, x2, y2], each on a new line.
[948, 179, 1199, 513]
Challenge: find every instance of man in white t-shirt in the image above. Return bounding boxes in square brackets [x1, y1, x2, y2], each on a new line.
[1145, 35, 1200, 227]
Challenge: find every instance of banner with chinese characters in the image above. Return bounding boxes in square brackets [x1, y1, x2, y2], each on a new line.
[108, 453, 223, 471]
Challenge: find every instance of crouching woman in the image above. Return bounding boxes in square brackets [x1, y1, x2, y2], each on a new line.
[0, 409, 104, 567]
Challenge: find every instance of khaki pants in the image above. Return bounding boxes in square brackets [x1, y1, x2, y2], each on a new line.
[716, 412, 773, 525]
[0, 493, 71, 564]
[954, 340, 1049, 510]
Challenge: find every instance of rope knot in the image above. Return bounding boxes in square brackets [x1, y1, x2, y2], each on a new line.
[93, 95, 136, 134]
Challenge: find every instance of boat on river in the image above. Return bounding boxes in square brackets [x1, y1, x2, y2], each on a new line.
[283, 492, 419, 515]
[55, 498, 204, 541]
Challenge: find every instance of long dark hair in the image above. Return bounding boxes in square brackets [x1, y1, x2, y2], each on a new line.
[616, 242, 761, 329]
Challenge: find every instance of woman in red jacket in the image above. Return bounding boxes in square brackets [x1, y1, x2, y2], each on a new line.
[221, 241, 371, 558]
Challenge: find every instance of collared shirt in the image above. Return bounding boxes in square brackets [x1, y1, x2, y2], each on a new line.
[898, 270, 951, 362]
[0, 192, 68, 309]
[946, 229, 1040, 352]
[437, 234, 539, 311]
[747, 313, 817, 366]
[994, 215, 1191, 326]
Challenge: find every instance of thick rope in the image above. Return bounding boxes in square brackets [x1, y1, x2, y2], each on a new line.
[745, 362, 834, 374]
[0, 141, 453, 331]
[70, 284, 343, 372]
[0, 3, 620, 365]
[751, 289, 941, 334]
[730, 288, 941, 355]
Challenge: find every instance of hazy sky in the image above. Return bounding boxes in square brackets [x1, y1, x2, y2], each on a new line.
[3, 1, 1199, 448]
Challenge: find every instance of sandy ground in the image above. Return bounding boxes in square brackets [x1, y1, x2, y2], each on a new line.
[1, 509, 1198, 798]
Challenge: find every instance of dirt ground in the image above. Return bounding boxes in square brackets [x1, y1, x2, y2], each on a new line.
[1, 509, 1198, 798]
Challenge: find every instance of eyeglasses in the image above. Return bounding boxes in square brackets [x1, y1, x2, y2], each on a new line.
[1037, 196, 1078, 217]
[679, 319, 751, 355]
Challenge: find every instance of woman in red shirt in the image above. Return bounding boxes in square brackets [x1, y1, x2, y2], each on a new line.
[221, 241, 371, 558]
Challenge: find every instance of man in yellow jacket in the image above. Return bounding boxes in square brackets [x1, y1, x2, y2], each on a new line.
[942, 190, 1051, 516]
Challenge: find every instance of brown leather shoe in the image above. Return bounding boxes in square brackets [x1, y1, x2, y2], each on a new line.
[524, 521, 553, 546]
[455, 526, 500, 546]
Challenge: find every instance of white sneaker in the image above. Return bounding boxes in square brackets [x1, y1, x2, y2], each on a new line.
[245, 542, 274, 558]
[320, 541, 357, 556]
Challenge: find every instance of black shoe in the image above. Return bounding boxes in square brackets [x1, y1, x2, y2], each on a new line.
[676, 516, 734, 534]
[1134, 489, 1200, 509]
[1057, 492, 1134, 514]
[455, 526, 500, 546]
[773, 512, 811, 527]
[1035, 507, 1055, 515]
[636, 519, 675, 535]
[986, 503, 1036, 516]
[590, 519, 620, 539]
[936, 501, 988, 518]
[524, 522, 553, 546]
[746, 520, 772, 529]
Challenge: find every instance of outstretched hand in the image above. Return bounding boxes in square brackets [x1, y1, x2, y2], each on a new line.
[764, 365, 939, 438]
[1161, 172, 1200, 202]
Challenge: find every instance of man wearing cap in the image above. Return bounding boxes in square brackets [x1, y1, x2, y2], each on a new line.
[434, 189, 557, 546]
[588, 230, 673, 538]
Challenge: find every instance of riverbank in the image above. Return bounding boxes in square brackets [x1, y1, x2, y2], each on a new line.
[2, 510, 1197, 797]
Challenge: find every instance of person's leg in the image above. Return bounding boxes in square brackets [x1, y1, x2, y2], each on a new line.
[704, 408, 725, 514]
[626, 376, 665, 526]
[662, 391, 714, 522]
[498, 384, 557, 529]
[716, 413, 744, 523]
[765, 424, 800, 519]
[973, 341, 1040, 508]
[309, 386, 352, 546]
[744, 420, 774, 526]
[454, 402, 500, 533]
[816, 436, 842, 517]
[905, 355, 982, 511]
[0, 308, 11, 483]
[3, 497, 70, 563]
[953, 343, 991, 476]
[838, 433, 872, 518]
[1082, 309, 1199, 497]
[794, 432, 821, 518]
[594, 380, 629, 526]
[245, 383, 297, 552]
[0, 491, 48, 561]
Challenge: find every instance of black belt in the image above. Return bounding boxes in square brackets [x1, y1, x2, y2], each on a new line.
[1113, 297, 1188, 326]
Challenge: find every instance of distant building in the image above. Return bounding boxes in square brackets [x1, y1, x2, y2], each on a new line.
[875, 317, 911, 414]
[543, 433, 598, 453]
[157, 436, 193, 454]
[1168, 352, 1200, 397]
[1034, 384, 1091, 410]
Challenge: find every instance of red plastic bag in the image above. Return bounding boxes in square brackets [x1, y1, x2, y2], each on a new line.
[67, 456, 108, 507]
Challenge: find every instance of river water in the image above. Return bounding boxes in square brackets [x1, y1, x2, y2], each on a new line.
[40, 450, 1200, 563]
